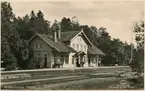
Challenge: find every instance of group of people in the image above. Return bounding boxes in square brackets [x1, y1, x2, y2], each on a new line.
[76, 59, 85, 67]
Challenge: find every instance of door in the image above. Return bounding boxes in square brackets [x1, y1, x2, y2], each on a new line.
[88, 57, 91, 66]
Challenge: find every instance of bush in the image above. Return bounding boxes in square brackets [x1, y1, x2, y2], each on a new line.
[128, 76, 144, 89]
[2, 53, 17, 71]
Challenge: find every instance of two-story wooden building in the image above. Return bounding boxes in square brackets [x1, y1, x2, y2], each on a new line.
[29, 29, 105, 68]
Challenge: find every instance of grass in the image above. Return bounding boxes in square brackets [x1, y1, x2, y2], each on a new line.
[10, 77, 140, 90]
[25, 77, 122, 90]
[2, 66, 135, 90]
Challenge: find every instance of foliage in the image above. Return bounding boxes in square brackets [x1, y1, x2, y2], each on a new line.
[60, 16, 80, 32]
[60, 17, 73, 32]
[2, 1, 140, 70]
[14, 10, 51, 40]
[51, 20, 60, 32]
[1, 2, 29, 70]
[130, 20, 144, 72]
[82, 25, 132, 66]
[1, 2, 19, 70]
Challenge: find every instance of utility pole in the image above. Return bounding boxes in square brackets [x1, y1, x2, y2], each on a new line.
[129, 26, 133, 64]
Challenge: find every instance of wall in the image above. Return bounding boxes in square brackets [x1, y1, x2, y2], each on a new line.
[70, 33, 89, 67]
[88, 55, 99, 67]
[70, 35, 88, 53]
[30, 37, 53, 68]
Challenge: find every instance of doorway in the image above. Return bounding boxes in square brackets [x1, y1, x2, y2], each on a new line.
[88, 57, 91, 66]
[76, 58, 80, 67]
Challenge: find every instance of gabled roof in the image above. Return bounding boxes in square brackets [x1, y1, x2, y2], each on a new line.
[88, 44, 105, 55]
[61, 31, 81, 41]
[61, 30, 92, 45]
[29, 33, 76, 53]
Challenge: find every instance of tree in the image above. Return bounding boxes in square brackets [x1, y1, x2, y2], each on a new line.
[132, 19, 144, 72]
[36, 10, 51, 34]
[14, 15, 31, 40]
[123, 42, 132, 65]
[82, 25, 131, 66]
[127, 17, 144, 89]
[51, 20, 60, 32]
[60, 17, 73, 32]
[109, 38, 125, 65]
[71, 16, 80, 31]
[1, 2, 18, 70]
[60, 16, 80, 32]
[15, 10, 51, 40]
[1, 2, 29, 70]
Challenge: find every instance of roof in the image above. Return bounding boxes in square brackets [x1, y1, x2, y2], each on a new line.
[61, 30, 92, 46]
[61, 30, 81, 41]
[88, 44, 105, 55]
[29, 33, 77, 53]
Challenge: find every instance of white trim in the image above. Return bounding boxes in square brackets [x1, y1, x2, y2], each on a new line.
[81, 31, 93, 45]
[71, 29, 92, 46]
[71, 30, 82, 42]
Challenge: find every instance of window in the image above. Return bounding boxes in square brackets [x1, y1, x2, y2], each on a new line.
[35, 43, 42, 48]
[60, 56, 68, 64]
[40, 44, 42, 48]
[65, 56, 69, 64]
[53, 53, 57, 63]
[84, 45, 86, 51]
[83, 56, 86, 63]
[77, 44, 79, 51]
[73, 43, 75, 49]
[36, 43, 38, 48]
[72, 57, 74, 64]
[60, 56, 64, 63]
[81, 45, 83, 51]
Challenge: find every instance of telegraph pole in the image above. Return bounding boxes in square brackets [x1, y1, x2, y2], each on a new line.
[129, 25, 133, 64]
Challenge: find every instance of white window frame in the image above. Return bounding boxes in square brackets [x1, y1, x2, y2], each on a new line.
[73, 43, 75, 49]
[84, 45, 86, 52]
[81, 45, 83, 51]
[77, 44, 79, 51]
[64, 56, 69, 64]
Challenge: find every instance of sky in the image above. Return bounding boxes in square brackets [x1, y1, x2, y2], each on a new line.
[4, 0, 144, 44]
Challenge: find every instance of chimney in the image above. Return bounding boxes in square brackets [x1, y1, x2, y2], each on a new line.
[57, 28, 61, 39]
[53, 31, 57, 42]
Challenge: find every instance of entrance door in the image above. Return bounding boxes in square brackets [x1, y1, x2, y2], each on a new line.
[88, 57, 90, 66]
[76, 58, 80, 67]
[44, 54, 47, 68]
